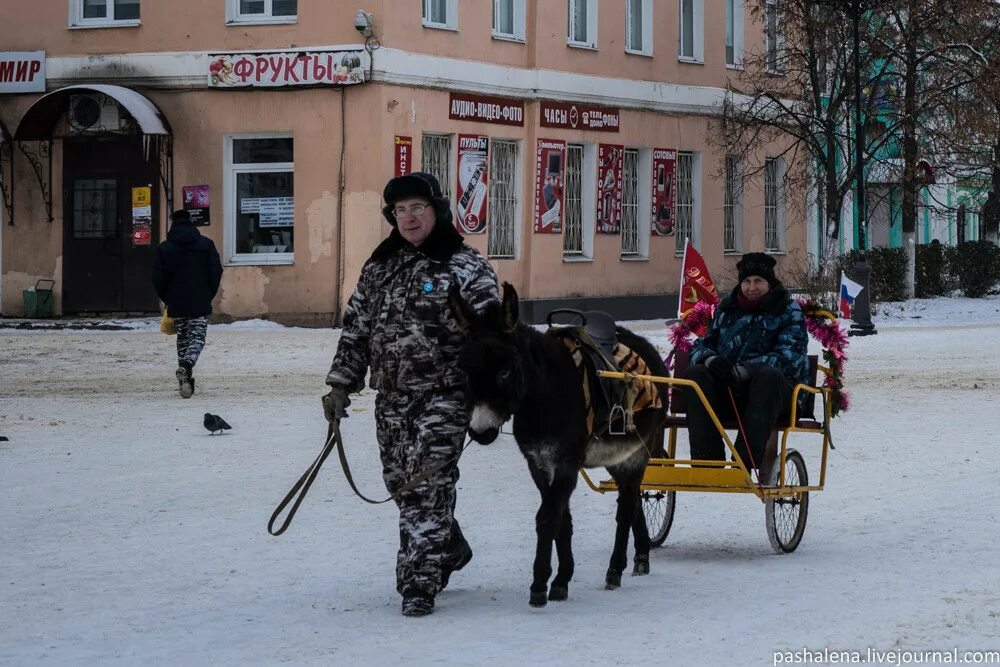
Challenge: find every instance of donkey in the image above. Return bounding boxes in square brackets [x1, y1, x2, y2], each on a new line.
[449, 282, 669, 607]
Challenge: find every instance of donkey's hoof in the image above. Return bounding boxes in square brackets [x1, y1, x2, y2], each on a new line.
[632, 555, 650, 576]
[548, 585, 568, 601]
[529, 590, 549, 607]
[604, 570, 622, 589]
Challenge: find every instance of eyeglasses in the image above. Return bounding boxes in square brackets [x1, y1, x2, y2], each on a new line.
[392, 203, 430, 218]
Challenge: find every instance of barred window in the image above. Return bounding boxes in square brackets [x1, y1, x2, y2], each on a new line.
[675, 151, 694, 253]
[488, 140, 518, 259]
[563, 144, 584, 256]
[621, 149, 640, 256]
[764, 157, 785, 252]
[421, 134, 452, 200]
[724, 155, 742, 253]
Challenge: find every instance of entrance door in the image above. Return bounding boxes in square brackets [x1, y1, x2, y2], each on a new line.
[63, 136, 160, 313]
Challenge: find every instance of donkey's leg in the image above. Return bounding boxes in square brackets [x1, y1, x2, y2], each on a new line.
[549, 493, 577, 602]
[631, 496, 652, 576]
[529, 468, 575, 607]
[605, 447, 648, 589]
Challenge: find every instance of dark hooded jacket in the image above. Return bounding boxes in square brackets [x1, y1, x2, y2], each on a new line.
[690, 283, 809, 386]
[152, 221, 223, 318]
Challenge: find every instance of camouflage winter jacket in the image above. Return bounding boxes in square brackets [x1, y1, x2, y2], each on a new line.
[690, 284, 809, 386]
[326, 222, 498, 396]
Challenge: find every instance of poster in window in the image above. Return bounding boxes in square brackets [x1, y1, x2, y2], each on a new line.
[533, 138, 566, 233]
[394, 135, 412, 177]
[456, 134, 488, 234]
[651, 149, 676, 236]
[130, 186, 152, 246]
[597, 144, 624, 234]
[182, 184, 211, 226]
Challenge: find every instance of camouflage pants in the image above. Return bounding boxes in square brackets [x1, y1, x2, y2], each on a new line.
[375, 390, 469, 597]
[174, 316, 208, 368]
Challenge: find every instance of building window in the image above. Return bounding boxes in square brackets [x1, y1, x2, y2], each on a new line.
[563, 144, 584, 256]
[675, 152, 695, 253]
[493, 0, 526, 40]
[488, 140, 519, 259]
[765, 157, 786, 252]
[420, 134, 453, 201]
[726, 0, 744, 66]
[679, 0, 704, 62]
[724, 155, 743, 253]
[226, 0, 296, 23]
[72, 179, 118, 239]
[766, 0, 782, 72]
[621, 149, 641, 256]
[568, 0, 598, 48]
[225, 135, 294, 264]
[70, 0, 140, 27]
[424, 0, 458, 30]
[625, 0, 652, 55]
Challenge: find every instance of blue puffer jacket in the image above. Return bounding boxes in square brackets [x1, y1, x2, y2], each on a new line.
[690, 284, 809, 386]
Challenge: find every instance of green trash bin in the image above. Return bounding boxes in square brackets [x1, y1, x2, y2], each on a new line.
[23, 279, 55, 319]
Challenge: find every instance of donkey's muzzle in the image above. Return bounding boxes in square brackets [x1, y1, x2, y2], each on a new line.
[469, 426, 500, 445]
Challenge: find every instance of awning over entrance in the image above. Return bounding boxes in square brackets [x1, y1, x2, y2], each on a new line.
[13, 84, 171, 140]
[10, 84, 173, 225]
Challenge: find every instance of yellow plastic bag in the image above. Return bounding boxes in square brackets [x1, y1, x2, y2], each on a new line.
[160, 308, 176, 335]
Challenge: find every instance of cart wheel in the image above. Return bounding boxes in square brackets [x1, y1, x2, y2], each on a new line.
[643, 490, 676, 547]
[765, 450, 809, 554]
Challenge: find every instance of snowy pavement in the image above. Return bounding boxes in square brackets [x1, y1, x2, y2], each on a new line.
[1, 298, 999, 666]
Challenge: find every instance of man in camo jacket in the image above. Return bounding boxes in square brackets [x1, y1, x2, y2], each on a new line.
[323, 172, 499, 617]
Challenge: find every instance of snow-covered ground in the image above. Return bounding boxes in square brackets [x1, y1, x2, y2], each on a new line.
[2, 297, 999, 666]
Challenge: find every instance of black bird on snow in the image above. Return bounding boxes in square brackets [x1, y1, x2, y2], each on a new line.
[0, 436, 8, 441]
[203, 413, 232, 435]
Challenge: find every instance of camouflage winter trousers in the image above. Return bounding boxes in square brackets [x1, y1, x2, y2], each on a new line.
[174, 316, 208, 368]
[375, 390, 469, 597]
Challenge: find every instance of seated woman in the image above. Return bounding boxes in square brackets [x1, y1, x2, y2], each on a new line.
[684, 252, 809, 482]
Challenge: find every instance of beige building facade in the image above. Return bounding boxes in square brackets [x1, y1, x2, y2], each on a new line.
[0, 1, 805, 324]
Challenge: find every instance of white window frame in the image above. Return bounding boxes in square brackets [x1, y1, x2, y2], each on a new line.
[678, 0, 704, 63]
[225, 0, 297, 25]
[625, 0, 653, 56]
[765, 0, 784, 74]
[423, 0, 459, 31]
[568, 0, 599, 49]
[725, 0, 745, 67]
[223, 133, 295, 266]
[564, 143, 598, 261]
[68, 0, 140, 29]
[420, 134, 453, 202]
[723, 154, 744, 254]
[563, 143, 585, 258]
[493, 0, 526, 41]
[488, 139, 521, 260]
[764, 157, 787, 252]
[674, 151, 701, 254]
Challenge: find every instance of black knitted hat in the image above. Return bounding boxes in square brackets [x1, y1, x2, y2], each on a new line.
[381, 172, 448, 226]
[737, 252, 778, 286]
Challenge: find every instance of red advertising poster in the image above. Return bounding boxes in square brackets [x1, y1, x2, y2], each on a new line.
[533, 139, 566, 234]
[394, 135, 412, 177]
[182, 184, 211, 226]
[539, 101, 620, 132]
[131, 223, 151, 246]
[596, 144, 624, 234]
[456, 134, 489, 234]
[651, 148, 677, 236]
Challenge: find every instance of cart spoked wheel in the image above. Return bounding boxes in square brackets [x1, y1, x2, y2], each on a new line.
[765, 449, 809, 554]
[642, 490, 676, 547]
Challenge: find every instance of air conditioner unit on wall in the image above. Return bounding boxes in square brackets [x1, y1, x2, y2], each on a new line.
[68, 94, 121, 133]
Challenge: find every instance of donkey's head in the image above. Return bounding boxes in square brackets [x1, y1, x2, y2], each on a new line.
[448, 282, 525, 445]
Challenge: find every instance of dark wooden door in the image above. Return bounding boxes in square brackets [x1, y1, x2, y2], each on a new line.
[63, 136, 160, 313]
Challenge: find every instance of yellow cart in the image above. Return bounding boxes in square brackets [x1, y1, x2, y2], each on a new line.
[582, 348, 834, 554]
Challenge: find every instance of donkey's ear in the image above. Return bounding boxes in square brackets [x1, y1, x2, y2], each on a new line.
[448, 283, 476, 331]
[500, 282, 519, 333]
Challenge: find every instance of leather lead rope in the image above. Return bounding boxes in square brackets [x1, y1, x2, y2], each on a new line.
[268, 421, 471, 536]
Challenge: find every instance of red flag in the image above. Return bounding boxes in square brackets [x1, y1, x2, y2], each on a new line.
[677, 239, 719, 318]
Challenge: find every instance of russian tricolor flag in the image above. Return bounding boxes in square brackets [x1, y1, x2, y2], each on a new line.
[839, 272, 864, 319]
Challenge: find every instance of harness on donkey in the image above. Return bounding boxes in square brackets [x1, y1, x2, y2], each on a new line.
[545, 309, 662, 438]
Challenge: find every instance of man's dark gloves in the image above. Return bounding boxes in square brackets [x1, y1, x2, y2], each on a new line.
[322, 386, 351, 422]
[704, 355, 750, 386]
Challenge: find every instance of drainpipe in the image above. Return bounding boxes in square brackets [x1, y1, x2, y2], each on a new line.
[333, 86, 347, 327]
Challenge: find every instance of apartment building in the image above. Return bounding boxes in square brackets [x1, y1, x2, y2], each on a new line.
[0, 0, 803, 323]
